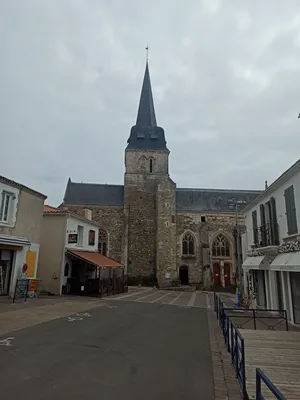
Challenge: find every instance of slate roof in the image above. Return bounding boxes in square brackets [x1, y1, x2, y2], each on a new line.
[126, 62, 168, 151]
[176, 188, 262, 212]
[63, 179, 124, 206]
[63, 179, 262, 212]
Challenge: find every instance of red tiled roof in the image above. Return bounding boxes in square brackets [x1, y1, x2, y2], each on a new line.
[44, 205, 61, 212]
[66, 250, 123, 268]
[44, 205, 99, 226]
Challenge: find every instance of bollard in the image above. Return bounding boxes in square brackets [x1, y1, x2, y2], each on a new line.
[237, 292, 241, 307]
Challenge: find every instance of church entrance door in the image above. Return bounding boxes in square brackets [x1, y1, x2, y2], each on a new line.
[179, 266, 189, 285]
[224, 263, 231, 287]
[213, 263, 221, 286]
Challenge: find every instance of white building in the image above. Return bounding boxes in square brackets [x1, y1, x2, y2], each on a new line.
[0, 175, 46, 297]
[38, 206, 122, 295]
[242, 159, 300, 324]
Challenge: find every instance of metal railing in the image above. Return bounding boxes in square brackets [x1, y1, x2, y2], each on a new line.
[256, 368, 287, 400]
[230, 319, 246, 398]
[213, 293, 289, 399]
[222, 308, 288, 332]
[253, 221, 280, 248]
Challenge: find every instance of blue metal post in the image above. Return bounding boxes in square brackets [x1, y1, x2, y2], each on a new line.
[237, 291, 241, 308]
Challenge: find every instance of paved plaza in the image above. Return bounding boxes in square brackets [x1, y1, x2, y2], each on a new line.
[0, 290, 241, 400]
[108, 287, 216, 308]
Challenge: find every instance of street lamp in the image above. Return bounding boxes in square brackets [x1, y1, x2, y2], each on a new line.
[228, 198, 247, 301]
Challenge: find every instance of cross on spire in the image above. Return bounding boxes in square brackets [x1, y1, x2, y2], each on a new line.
[145, 45, 149, 62]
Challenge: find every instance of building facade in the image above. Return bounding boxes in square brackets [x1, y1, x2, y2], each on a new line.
[242, 159, 300, 324]
[0, 175, 46, 297]
[39, 206, 123, 295]
[62, 62, 261, 289]
[39, 206, 99, 294]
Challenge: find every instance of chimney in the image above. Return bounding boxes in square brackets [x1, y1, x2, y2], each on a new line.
[83, 208, 92, 221]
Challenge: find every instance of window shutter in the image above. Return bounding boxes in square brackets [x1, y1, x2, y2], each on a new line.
[285, 186, 298, 235]
[252, 210, 258, 245]
[260, 204, 267, 245]
[269, 197, 279, 245]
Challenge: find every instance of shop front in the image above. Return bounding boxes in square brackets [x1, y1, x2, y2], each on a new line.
[63, 249, 126, 297]
[0, 234, 31, 297]
[242, 255, 269, 308]
[270, 251, 300, 324]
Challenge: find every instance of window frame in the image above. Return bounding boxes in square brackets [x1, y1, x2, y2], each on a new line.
[182, 232, 195, 256]
[0, 191, 13, 223]
[212, 234, 230, 258]
[88, 230, 95, 246]
[98, 229, 108, 256]
[77, 225, 84, 246]
[149, 158, 153, 173]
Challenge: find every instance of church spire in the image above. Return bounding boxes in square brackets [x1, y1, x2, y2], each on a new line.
[126, 60, 168, 151]
[136, 62, 157, 127]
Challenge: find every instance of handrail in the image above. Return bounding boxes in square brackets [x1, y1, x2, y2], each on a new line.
[213, 293, 289, 399]
[230, 319, 247, 398]
[256, 368, 287, 400]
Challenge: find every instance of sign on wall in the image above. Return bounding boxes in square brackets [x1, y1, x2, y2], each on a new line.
[68, 234, 78, 244]
[89, 230, 95, 246]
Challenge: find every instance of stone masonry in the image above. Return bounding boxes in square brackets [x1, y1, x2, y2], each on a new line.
[62, 62, 262, 289]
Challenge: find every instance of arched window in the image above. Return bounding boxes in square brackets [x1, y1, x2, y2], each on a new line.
[98, 229, 108, 256]
[212, 234, 230, 257]
[149, 158, 153, 173]
[182, 232, 195, 255]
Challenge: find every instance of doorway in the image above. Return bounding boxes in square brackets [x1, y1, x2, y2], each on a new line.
[290, 272, 300, 324]
[0, 250, 14, 296]
[213, 263, 221, 286]
[224, 263, 231, 287]
[179, 266, 189, 285]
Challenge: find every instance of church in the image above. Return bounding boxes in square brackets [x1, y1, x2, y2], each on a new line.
[62, 62, 261, 289]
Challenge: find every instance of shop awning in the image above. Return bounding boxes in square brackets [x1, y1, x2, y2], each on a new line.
[242, 255, 267, 271]
[0, 234, 31, 247]
[270, 252, 300, 272]
[66, 249, 123, 269]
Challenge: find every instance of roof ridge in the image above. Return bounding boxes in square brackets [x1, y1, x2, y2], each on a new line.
[176, 187, 262, 193]
[70, 182, 124, 187]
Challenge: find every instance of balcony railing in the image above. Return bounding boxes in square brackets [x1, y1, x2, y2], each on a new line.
[253, 222, 279, 248]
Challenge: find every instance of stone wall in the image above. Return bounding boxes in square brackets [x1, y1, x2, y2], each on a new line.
[124, 173, 157, 283]
[176, 211, 244, 288]
[125, 149, 169, 175]
[66, 205, 124, 264]
[156, 177, 177, 287]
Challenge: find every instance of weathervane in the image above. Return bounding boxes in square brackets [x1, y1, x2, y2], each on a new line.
[145, 45, 149, 62]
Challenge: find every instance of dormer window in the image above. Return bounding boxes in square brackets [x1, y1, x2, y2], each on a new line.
[149, 158, 153, 173]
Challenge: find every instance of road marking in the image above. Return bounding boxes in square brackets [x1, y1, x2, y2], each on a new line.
[149, 291, 172, 303]
[135, 291, 157, 302]
[0, 337, 14, 346]
[187, 292, 197, 307]
[169, 292, 184, 305]
[206, 294, 212, 309]
[76, 312, 92, 317]
[67, 316, 83, 322]
[115, 288, 152, 300]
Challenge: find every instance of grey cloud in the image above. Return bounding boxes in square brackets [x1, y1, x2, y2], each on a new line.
[1, 0, 300, 204]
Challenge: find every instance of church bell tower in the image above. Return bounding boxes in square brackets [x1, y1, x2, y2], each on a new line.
[123, 61, 176, 286]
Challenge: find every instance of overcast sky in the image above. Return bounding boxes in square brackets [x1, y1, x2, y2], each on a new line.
[1, 0, 300, 205]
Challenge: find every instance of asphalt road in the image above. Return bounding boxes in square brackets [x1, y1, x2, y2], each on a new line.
[0, 301, 214, 400]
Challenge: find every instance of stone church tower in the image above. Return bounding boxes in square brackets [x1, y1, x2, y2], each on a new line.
[124, 62, 176, 286]
[62, 61, 262, 290]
